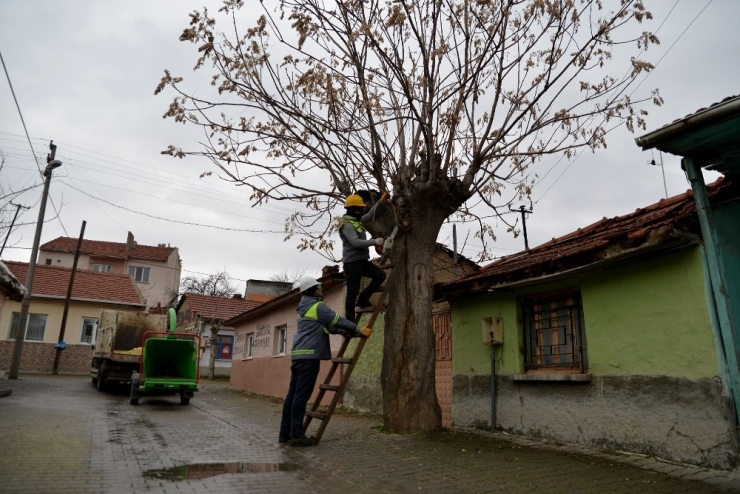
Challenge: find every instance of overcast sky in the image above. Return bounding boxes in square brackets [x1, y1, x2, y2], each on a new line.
[0, 0, 735, 293]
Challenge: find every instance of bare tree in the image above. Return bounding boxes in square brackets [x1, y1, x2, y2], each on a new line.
[269, 267, 307, 287]
[157, 0, 661, 431]
[180, 270, 237, 298]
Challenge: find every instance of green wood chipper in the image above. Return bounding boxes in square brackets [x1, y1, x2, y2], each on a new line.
[130, 308, 200, 405]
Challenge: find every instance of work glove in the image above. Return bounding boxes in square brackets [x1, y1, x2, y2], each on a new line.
[356, 326, 373, 338]
[380, 192, 390, 202]
[374, 238, 384, 246]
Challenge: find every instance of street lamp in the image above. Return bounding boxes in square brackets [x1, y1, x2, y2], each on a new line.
[8, 151, 62, 379]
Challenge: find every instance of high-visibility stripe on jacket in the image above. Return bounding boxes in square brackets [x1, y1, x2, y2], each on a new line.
[291, 295, 357, 360]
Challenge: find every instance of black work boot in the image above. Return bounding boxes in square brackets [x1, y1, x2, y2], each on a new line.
[279, 433, 290, 444]
[290, 435, 316, 447]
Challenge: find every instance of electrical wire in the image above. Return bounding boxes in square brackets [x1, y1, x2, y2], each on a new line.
[532, 0, 707, 204]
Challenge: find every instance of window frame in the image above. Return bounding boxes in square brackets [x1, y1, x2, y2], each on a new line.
[91, 263, 112, 273]
[214, 334, 234, 361]
[80, 317, 98, 344]
[9, 312, 48, 342]
[128, 265, 150, 283]
[275, 325, 287, 356]
[246, 333, 254, 359]
[521, 289, 587, 373]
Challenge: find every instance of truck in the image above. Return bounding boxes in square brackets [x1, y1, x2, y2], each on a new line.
[91, 309, 168, 392]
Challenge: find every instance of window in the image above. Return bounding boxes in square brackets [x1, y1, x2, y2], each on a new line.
[91, 264, 112, 273]
[45, 259, 52, 265]
[522, 290, 587, 372]
[247, 333, 254, 359]
[128, 266, 150, 283]
[275, 325, 287, 356]
[81, 318, 98, 344]
[9, 313, 48, 341]
[215, 335, 233, 360]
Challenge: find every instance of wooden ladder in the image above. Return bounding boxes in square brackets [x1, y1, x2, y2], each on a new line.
[302, 244, 395, 444]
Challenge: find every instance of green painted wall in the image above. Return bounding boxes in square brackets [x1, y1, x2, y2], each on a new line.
[347, 312, 384, 376]
[583, 248, 716, 377]
[451, 247, 718, 378]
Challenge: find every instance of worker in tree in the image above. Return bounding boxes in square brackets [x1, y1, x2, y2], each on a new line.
[340, 194, 387, 322]
[279, 276, 372, 447]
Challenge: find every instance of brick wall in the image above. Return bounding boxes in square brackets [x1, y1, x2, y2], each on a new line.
[0, 341, 92, 374]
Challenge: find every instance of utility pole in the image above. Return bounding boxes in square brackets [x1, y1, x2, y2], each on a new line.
[8, 142, 62, 379]
[53, 220, 86, 374]
[648, 152, 669, 199]
[509, 202, 534, 250]
[1, 202, 30, 256]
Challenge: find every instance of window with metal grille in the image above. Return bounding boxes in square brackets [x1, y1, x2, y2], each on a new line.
[522, 290, 586, 372]
[9, 313, 48, 341]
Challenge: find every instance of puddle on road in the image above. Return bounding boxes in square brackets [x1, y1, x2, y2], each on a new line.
[143, 462, 300, 481]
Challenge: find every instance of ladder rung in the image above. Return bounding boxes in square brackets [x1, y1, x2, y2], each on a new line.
[380, 263, 394, 270]
[333, 357, 352, 364]
[319, 384, 341, 392]
[306, 410, 328, 420]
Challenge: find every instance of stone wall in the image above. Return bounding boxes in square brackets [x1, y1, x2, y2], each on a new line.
[0, 341, 92, 374]
[452, 373, 739, 470]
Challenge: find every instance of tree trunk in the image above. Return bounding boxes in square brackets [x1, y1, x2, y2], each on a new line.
[208, 322, 221, 379]
[381, 197, 449, 431]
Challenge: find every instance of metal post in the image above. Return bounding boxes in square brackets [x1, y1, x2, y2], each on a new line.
[509, 203, 533, 250]
[8, 143, 62, 379]
[452, 224, 459, 278]
[520, 206, 530, 250]
[1, 202, 29, 256]
[53, 220, 86, 374]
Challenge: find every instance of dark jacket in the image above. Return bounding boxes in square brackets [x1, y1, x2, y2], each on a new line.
[292, 295, 358, 360]
[339, 202, 381, 263]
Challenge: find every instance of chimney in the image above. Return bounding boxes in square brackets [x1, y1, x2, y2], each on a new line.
[232, 294, 243, 299]
[126, 232, 135, 251]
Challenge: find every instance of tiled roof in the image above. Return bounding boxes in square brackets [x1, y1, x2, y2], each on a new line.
[179, 293, 262, 321]
[40, 236, 176, 261]
[438, 177, 733, 294]
[4, 261, 145, 306]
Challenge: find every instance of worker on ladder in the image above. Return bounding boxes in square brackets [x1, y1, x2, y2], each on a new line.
[340, 194, 386, 322]
[279, 276, 372, 447]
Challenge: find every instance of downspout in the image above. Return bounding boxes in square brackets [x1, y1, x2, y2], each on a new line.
[684, 157, 740, 421]
[491, 343, 497, 431]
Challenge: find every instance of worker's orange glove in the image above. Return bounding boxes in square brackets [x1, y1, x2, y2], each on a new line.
[357, 326, 373, 338]
[380, 192, 390, 202]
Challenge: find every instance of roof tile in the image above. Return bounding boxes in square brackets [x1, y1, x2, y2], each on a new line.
[180, 293, 262, 321]
[4, 261, 144, 306]
[447, 177, 730, 288]
[40, 236, 176, 261]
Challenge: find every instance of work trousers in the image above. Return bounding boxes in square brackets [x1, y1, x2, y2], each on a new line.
[344, 259, 386, 322]
[280, 359, 321, 439]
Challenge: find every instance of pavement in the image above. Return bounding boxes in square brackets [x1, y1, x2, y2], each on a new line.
[1, 374, 740, 493]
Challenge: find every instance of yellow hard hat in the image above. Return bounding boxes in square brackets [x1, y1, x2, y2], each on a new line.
[344, 194, 365, 208]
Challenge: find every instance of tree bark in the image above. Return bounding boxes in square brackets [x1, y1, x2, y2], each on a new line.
[381, 192, 451, 431]
[208, 320, 221, 379]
